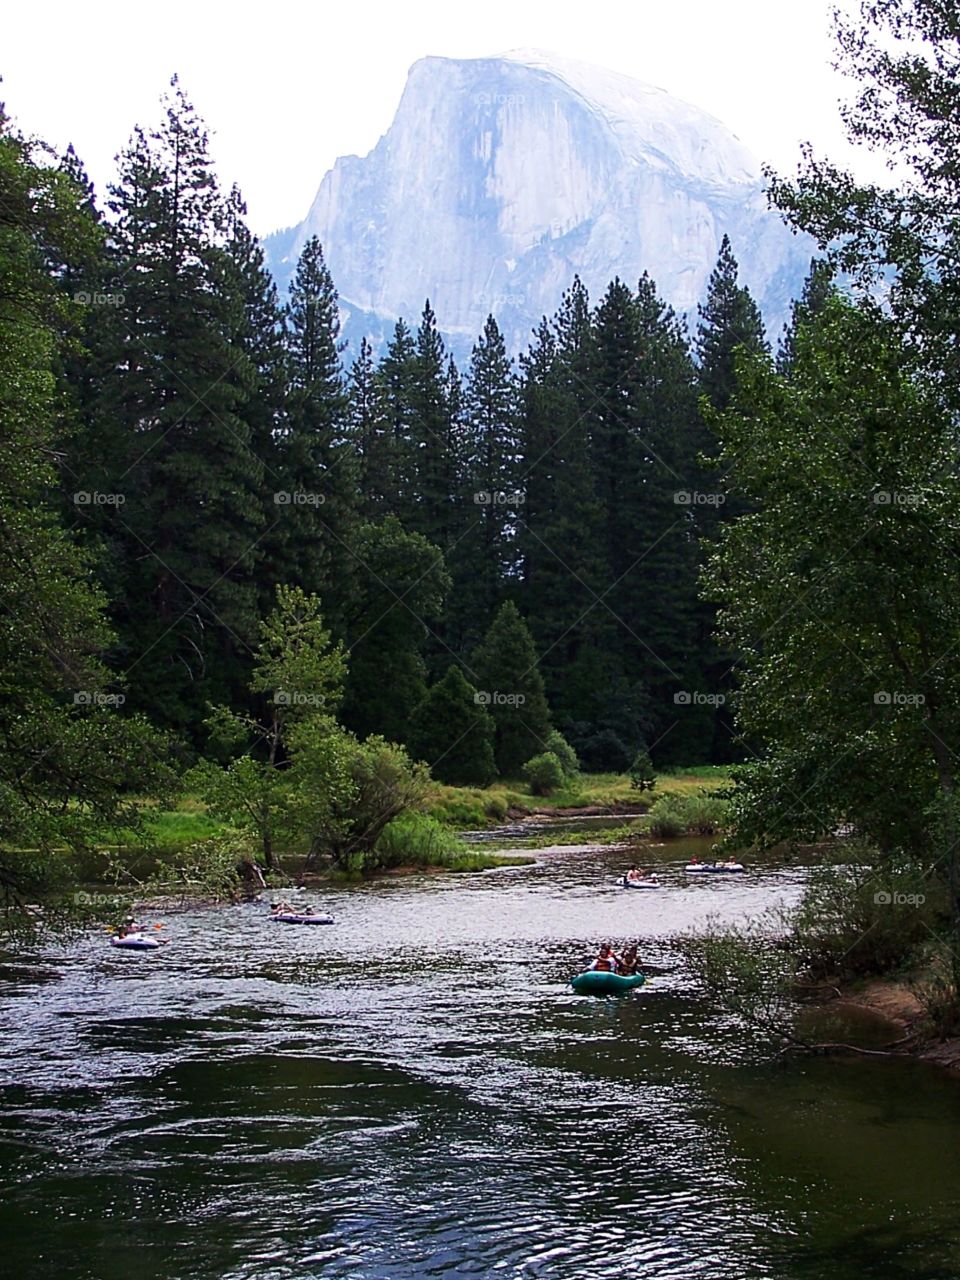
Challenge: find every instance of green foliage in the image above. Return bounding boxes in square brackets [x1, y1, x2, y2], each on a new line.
[0, 104, 176, 924]
[278, 236, 357, 631]
[425, 787, 510, 827]
[910, 949, 960, 1041]
[290, 724, 430, 869]
[341, 516, 450, 742]
[447, 316, 521, 653]
[544, 730, 579, 780]
[191, 585, 345, 867]
[522, 752, 566, 796]
[647, 790, 729, 837]
[629, 749, 656, 792]
[473, 601, 552, 775]
[707, 297, 960, 864]
[683, 917, 801, 1043]
[373, 811, 467, 869]
[83, 81, 266, 737]
[788, 856, 943, 980]
[407, 667, 497, 787]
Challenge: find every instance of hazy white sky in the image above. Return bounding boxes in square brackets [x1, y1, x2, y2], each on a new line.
[6, 0, 878, 234]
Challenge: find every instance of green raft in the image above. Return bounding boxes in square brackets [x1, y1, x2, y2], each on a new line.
[570, 970, 646, 995]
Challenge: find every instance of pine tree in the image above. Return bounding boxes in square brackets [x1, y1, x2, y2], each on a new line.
[279, 236, 357, 635]
[517, 283, 606, 735]
[0, 105, 174, 903]
[219, 186, 287, 621]
[376, 318, 419, 511]
[696, 235, 770, 414]
[777, 259, 836, 373]
[449, 315, 520, 654]
[350, 337, 393, 519]
[406, 301, 463, 550]
[472, 601, 551, 776]
[693, 236, 769, 761]
[340, 516, 450, 743]
[407, 666, 497, 786]
[586, 275, 706, 765]
[92, 81, 265, 736]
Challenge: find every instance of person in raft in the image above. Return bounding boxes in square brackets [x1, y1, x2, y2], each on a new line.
[590, 943, 621, 973]
[619, 943, 640, 975]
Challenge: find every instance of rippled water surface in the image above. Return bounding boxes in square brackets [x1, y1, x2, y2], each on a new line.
[2, 836, 960, 1279]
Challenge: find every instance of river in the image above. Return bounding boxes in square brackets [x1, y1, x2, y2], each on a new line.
[2, 829, 960, 1279]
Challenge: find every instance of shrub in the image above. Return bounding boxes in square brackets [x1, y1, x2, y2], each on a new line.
[484, 794, 508, 821]
[911, 948, 960, 1039]
[522, 752, 566, 796]
[684, 791, 729, 834]
[683, 917, 799, 1040]
[374, 812, 466, 869]
[646, 793, 686, 837]
[544, 730, 579, 780]
[629, 748, 656, 792]
[647, 789, 729, 837]
[787, 854, 944, 979]
[407, 667, 497, 787]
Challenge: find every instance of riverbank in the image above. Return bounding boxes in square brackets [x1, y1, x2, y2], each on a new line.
[811, 976, 960, 1073]
[423, 766, 730, 827]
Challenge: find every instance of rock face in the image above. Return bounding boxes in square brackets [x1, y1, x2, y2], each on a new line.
[266, 49, 813, 360]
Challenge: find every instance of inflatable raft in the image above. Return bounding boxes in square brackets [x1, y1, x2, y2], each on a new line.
[111, 934, 160, 951]
[685, 863, 744, 874]
[619, 876, 659, 889]
[272, 912, 334, 925]
[570, 970, 646, 995]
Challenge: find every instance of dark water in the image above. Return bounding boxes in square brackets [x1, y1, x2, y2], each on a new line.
[2, 837, 960, 1280]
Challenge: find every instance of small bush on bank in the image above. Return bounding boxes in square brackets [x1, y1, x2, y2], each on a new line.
[544, 730, 580, 781]
[522, 752, 566, 796]
[647, 793, 686, 837]
[374, 812, 466, 869]
[647, 790, 729, 837]
[911, 948, 960, 1039]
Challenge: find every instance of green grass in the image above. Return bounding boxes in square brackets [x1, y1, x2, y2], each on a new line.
[423, 766, 732, 828]
[83, 765, 733, 877]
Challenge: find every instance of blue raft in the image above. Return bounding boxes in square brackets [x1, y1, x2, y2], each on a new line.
[570, 970, 646, 995]
[111, 934, 160, 951]
[273, 912, 334, 925]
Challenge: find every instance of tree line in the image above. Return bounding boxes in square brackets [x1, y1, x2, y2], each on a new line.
[0, 68, 840, 907]
[41, 79, 796, 779]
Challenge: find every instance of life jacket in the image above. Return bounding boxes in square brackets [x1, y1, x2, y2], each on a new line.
[594, 954, 615, 972]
